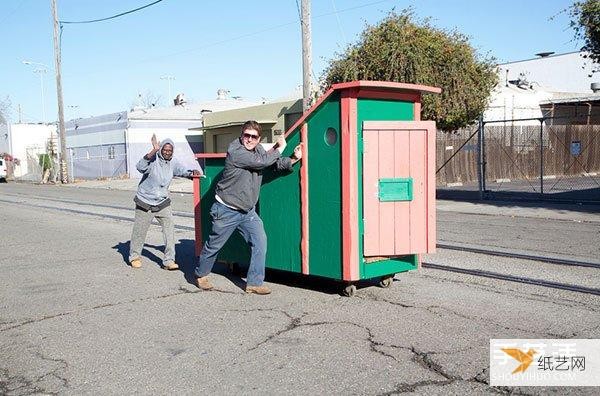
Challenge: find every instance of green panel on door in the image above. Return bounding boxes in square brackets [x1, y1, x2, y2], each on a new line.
[379, 178, 413, 201]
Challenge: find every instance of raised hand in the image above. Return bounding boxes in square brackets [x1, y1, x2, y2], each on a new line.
[151, 134, 160, 151]
[292, 144, 303, 160]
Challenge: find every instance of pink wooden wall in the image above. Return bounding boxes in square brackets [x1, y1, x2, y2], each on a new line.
[362, 121, 436, 257]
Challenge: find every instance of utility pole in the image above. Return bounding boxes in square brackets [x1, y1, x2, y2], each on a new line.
[51, 0, 70, 183]
[300, 0, 312, 112]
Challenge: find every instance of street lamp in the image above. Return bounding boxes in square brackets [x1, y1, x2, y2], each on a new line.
[22, 60, 48, 123]
[160, 75, 175, 102]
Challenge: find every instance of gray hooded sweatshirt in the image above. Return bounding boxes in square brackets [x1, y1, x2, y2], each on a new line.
[135, 138, 192, 206]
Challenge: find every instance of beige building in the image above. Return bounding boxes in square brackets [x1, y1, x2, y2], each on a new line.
[196, 99, 303, 153]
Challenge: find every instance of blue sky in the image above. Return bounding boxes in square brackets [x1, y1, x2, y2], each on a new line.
[1, 0, 579, 123]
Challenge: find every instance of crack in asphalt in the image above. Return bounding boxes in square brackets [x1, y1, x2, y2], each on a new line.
[239, 308, 405, 366]
[351, 293, 590, 395]
[0, 282, 249, 332]
[572, 322, 600, 338]
[410, 346, 458, 381]
[34, 352, 70, 390]
[0, 351, 70, 395]
[178, 285, 241, 295]
[424, 304, 564, 338]
[238, 309, 500, 393]
[244, 311, 306, 352]
[418, 272, 600, 313]
[379, 379, 454, 394]
[0, 287, 209, 332]
[0, 366, 58, 396]
[358, 293, 564, 338]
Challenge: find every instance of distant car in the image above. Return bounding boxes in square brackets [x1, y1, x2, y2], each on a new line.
[0, 157, 7, 182]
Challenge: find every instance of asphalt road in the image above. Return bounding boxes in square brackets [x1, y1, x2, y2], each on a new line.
[1, 182, 599, 395]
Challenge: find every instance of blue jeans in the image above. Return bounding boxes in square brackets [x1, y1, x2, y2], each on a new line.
[194, 201, 267, 286]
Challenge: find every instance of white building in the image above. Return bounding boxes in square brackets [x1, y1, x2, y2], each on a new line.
[65, 92, 260, 180]
[8, 123, 57, 180]
[484, 51, 600, 123]
[497, 51, 598, 94]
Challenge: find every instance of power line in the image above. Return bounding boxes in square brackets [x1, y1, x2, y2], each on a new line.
[0, 0, 29, 25]
[60, 0, 164, 24]
[114, 0, 395, 66]
[62, 0, 396, 78]
[331, 0, 347, 46]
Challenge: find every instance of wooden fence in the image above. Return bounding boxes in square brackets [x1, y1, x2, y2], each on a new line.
[436, 123, 600, 187]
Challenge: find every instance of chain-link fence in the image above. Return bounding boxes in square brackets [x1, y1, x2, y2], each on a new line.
[436, 125, 480, 189]
[68, 144, 127, 180]
[436, 115, 600, 203]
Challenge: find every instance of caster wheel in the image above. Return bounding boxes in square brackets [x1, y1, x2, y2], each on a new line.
[343, 284, 357, 297]
[379, 275, 394, 288]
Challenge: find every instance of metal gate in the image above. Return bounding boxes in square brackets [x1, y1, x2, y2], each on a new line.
[482, 118, 600, 202]
[436, 116, 600, 203]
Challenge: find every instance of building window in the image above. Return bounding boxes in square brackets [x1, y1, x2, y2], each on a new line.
[108, 146, 115, 159]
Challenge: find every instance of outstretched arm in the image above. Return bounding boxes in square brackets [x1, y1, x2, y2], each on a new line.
[274, 143, 303, 172]
[230, 146, 282, 171]
[172, 160, 204, 178]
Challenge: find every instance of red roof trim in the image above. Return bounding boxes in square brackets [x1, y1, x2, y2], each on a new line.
[196, 153, 226, 159]
[333, 80, 441, 94]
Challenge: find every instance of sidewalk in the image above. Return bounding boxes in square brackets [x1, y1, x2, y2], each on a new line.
[64, 177, 194, 194]
[437, 199, 600, 223]
[59, 177, 600, 223]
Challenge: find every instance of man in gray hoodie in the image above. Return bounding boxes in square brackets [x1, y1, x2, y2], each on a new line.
[194, 120, 302, 295]
[129, 134, 201, 270]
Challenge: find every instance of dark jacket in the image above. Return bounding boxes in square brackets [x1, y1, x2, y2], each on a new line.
[216, 138, 292, 211]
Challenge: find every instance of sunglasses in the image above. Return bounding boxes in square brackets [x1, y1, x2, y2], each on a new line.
[242, 132, 260, 141]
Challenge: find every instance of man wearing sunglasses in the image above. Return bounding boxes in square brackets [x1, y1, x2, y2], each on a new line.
[194, 120, 302, 295]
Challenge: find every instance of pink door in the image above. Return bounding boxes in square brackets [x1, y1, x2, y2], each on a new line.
[362, 121, 436, 257]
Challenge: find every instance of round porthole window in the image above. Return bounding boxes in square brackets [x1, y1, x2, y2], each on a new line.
[324, 127, 338, 146]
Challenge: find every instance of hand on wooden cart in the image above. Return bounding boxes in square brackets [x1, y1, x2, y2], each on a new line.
[289, 143, 303, 165]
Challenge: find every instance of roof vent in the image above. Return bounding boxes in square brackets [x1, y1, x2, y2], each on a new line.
[174, 93, 186, 106]
[535, 52, 555, 58]
[217, 89, 230, 100]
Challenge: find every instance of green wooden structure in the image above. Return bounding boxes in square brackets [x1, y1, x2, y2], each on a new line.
[193, 81, 440, 295]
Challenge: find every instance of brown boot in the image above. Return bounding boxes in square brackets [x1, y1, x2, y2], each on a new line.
[130, 258, 142, 269]
[163, 262, 179, 271]
[245, 285, 271, 295]
[196, 276, 214, 290]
